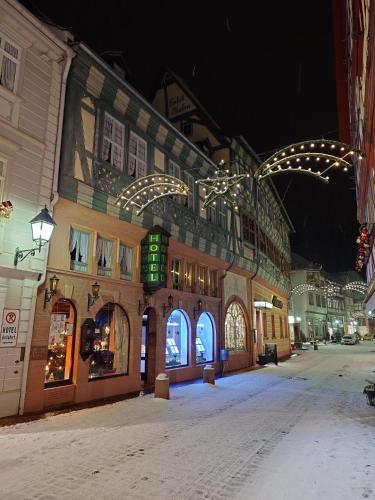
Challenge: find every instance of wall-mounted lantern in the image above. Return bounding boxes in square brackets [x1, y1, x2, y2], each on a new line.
[14, 206, 56, 266]
[43, 274, 59, 309]
[193, 299, 203, 319]
[87, 282, 100, 312]
[162, 294, 174, 317]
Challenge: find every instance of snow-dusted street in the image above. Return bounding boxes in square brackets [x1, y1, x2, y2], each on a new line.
[1, 343, 375, 500]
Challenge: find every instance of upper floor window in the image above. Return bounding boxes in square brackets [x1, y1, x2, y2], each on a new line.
[97, 236, 113, 277]
[242, 215, 255, 245]
[184, 172, 195, 210]
[0, 36, 20, 93]
[102, 112, 124, 170]
[308, 292, 314, 306]
[70, 228, 89, 273]
[171, 258, 181, 290]
[184, 262, 193, 292]
[209, 269, 218, 297]
[128, 131, 147, 178]
[207, 204, 217, 224]
[119, 244, 133, 281]
[197, 266, 207, 295]
[181, 120, 193, 136]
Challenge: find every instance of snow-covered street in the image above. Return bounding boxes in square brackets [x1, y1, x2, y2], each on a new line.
[1, 343, 375, 500]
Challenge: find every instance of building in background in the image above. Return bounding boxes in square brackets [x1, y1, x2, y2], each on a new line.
[289, 253, 366, 343]
[333, 0, 375, 320]
[0, 0, 72, 417]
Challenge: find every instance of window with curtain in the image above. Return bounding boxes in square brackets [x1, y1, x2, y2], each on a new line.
[197, 266, 207, 295]
[128, 131, 147, 178]
[119, 244, 133, 280]
[102, 112, 124, 170]
[97, 236, 113, 276]
[184, 171, 195, 210]
[169, 160, 183, 204]
[224, 302, 246, 351]
[70, 228, 89, 272]
[209, 269, 218, 297]
[171, 258, 181, 290]
[184, 262, 193, 292]
[89, 303, 130, 379]
[0, 36, 20, 93]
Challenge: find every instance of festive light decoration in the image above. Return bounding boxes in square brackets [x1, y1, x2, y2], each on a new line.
[290, 280, 367, 298]
[195, 169, 250, 210]
[290, 283, 317, 296]
[342, 281, 368, 295]
[115, 174, 188, 215]
[254, 139, 364, 183]
[0, 200, 13, 219]
[355, 225, 369, 272]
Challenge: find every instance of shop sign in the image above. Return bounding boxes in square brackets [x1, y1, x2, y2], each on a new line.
[0, 309, 20, 347]
[141, 225, 170, 293]
[272, 295, 283, 309]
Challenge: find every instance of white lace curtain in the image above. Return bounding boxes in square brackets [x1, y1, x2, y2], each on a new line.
[0, 40, 19, 92]
[70, 228, 88, 263]
[119, 245, 132, 276]
[96, 237, 113, 268]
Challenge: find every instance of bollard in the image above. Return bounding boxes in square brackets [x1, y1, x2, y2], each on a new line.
[314, 342, 318, 351]
[154, 373, 169, 399]
[203, 364, 215, 385]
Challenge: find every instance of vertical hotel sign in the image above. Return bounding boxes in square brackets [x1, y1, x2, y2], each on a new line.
[141, 226, 170, 293]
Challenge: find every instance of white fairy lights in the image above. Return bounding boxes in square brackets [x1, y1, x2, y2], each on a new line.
[115, 174, 188, 215]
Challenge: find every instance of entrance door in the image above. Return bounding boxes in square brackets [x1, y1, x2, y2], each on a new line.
[140, 308, 156, 386]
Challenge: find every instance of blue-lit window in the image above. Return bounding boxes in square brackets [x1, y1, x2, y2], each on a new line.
[196, 312, 214, 364]
[165, 309, 189, 368]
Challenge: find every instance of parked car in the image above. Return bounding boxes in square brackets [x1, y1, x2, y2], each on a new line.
[362, 333, 373, 341]
[341, 335, 357, 345]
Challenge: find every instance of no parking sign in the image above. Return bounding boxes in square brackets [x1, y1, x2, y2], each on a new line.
[0, 309, 20, 347]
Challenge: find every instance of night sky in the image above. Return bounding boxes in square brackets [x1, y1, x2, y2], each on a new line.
[21, 0, 359, 273]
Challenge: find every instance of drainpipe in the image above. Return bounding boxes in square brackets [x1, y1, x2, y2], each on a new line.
[18, 44, 74, 415]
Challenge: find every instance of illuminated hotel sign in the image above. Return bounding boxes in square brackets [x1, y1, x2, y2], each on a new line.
[141, 226, 170, 293]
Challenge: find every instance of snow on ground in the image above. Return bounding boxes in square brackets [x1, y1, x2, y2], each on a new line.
[0, 343, 375, 500]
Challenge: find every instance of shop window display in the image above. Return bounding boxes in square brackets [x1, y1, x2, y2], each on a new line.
[224, 302, 246, 351]
[89, 303, 130, 379]
[45, 299, 75, 385]
[196, 312, 214, 364]
[165, 309, 189, 368]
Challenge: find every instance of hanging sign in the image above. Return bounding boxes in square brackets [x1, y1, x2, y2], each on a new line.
[141, 225, 170, 293]
[0, 309, 20, 347]
[272, 295, 283, 309]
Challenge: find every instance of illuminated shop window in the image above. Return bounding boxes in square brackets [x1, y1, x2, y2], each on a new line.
[89, 303, 130, 379]
[45, 299, 75, 386]
[196, 312, 214, 364]
[165, 309, 189, 368]
[224, 302, 246, 351]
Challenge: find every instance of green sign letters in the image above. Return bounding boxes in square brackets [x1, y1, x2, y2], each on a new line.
[141, 226, 170, 293]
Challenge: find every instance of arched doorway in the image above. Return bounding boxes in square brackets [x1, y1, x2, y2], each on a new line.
[45, 299, 76, 386]
[140, 307, 157, 386]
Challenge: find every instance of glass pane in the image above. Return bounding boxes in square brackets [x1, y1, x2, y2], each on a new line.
[224, 302, 246, 351]
[45, 300, 75, 385]
[196, 312, 214, 363]
[165, 309, 189, 368]
[89, 303, 129, 379]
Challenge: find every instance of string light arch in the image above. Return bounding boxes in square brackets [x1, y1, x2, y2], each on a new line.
[115, 174, 188, 215]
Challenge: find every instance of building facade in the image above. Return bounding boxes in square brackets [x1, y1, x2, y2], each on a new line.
[24, 45, 292, 414]
[333, 0, 375, 316]
[0, 0, 72, 417]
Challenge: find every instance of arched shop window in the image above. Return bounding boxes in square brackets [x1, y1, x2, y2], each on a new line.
[45, 299, 76, 385]
[225, 302, 246, 351]
[196, 312, 214, 364]
[89, 303, 130, 379]
[165, 309, 189, 368]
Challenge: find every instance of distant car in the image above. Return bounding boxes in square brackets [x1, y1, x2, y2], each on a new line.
[362, 333, 373, 341]
[341, 335, 357, 345]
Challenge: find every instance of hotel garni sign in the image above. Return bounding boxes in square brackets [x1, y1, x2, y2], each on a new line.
[141, 226, 171, 293]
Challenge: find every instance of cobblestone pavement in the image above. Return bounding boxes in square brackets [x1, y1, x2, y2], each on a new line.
[1, 343, 375, 500]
